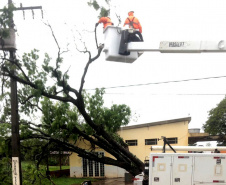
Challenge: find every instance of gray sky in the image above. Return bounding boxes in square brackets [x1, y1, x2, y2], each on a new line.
[1, 0, 226, 134]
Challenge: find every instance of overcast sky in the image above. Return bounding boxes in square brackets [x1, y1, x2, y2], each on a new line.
[1, 0, 226, 135]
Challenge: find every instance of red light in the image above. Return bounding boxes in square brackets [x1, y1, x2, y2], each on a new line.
[213, 180, 224, 183]
[178, 156, 189, 159]
[153, 156, 158, 162]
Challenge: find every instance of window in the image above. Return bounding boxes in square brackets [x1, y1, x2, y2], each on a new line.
[126, 140, 137, 146]
[145, 139, 158, 145]
[94, 161, 99, 177]
[99, 152, 105, 177]
[88, 160, 93, 177]
[83, 158, 88, 177]
[166, 137, 178, 144]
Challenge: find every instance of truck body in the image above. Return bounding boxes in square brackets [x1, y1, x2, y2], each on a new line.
[149, 153, 226, 185]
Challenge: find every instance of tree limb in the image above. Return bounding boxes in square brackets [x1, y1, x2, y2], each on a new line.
[2, 69, 76, 104]
[79, 44, 104, 94]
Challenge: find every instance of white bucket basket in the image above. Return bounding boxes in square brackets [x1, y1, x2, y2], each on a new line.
[0, 28, 16, 51]
[103, 26, 138, 63]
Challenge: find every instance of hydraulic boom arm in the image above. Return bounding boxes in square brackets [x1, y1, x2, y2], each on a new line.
[128, 40, 226, 53]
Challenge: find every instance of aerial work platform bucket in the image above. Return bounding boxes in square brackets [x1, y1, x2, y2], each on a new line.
[103, 26, 138, 63]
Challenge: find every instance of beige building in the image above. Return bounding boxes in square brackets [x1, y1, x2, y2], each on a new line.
[69, 117, 191, 178]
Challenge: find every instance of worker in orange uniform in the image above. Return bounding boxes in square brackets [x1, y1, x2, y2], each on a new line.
[124, 11, 142, 36]
[119, 11, 143, 55]
[95, 17, 114, 29]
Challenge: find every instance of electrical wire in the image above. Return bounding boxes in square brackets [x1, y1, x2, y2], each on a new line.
[103, 93, 226, 96]
[85, 75, 226, 90]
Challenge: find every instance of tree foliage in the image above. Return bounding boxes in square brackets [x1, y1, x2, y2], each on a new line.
[85, 88, 131, 133]
[0, 4, 15, 39]
[203, 97, 226, 145]
[0, 123, 11, 184]
[87, 0, 110, 18]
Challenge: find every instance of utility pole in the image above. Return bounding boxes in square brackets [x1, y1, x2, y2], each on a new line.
[10, 49, 21, 185]
[1, 1, 42, 184]
[7, 0, 22, 184]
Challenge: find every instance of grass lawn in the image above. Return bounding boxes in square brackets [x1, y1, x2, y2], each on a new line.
[21, 162, 99, 185]
[49, 165, 70, 171]
[22, 161, 69, 171]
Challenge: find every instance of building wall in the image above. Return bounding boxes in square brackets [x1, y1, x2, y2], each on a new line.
[69, 140, 125, 178]
[70, 153, 83, 177]
[105, 165, 125, 178]
[70, 117, 190, 177]
[118, 120, 189, 161]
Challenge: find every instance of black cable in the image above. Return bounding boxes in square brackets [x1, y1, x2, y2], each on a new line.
[85, 75, 226, 90]
[94, 26, 98, 49]
[103, 93, 226, 96]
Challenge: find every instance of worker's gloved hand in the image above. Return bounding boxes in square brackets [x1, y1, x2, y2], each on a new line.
[95, 23, 99, 27]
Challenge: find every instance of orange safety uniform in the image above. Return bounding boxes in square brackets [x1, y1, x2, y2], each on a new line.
[124, 11, 142, 33]
[98, 17, 113, 29]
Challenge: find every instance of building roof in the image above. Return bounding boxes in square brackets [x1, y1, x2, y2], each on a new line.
[121, 117, 191, 130]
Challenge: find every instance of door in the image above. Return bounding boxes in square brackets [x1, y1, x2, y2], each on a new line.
[193, 155, 226, 183]
[150, 155, 172, 185]
[172, 155, 193, 185]
[83, 152, 105, 177]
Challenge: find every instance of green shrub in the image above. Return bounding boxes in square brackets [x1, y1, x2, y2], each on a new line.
[22, 163, 53, 185]
[49, 158, 58, 166]
[0, 157, 12, 184]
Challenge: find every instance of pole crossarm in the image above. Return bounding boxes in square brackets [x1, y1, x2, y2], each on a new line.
[127, 40, 226, 53]
[15, 6, 42, 11]
[0, 6, 42, 11]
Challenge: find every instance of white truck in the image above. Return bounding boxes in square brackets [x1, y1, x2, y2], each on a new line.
[149, 153, 226, 185]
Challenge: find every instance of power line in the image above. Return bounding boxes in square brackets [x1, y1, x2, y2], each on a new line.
[85, 75, 226, 90]
[104, 93, 226, 96]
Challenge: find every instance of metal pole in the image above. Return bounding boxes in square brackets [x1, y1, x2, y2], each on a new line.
[162, 138, 166, 153]
[151, 146, 226, 152]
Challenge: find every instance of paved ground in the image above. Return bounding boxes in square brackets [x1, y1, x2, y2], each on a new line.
[92, 178, 133, 185]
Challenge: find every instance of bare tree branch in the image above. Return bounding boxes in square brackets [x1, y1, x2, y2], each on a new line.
[79, 44, 104, 94]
